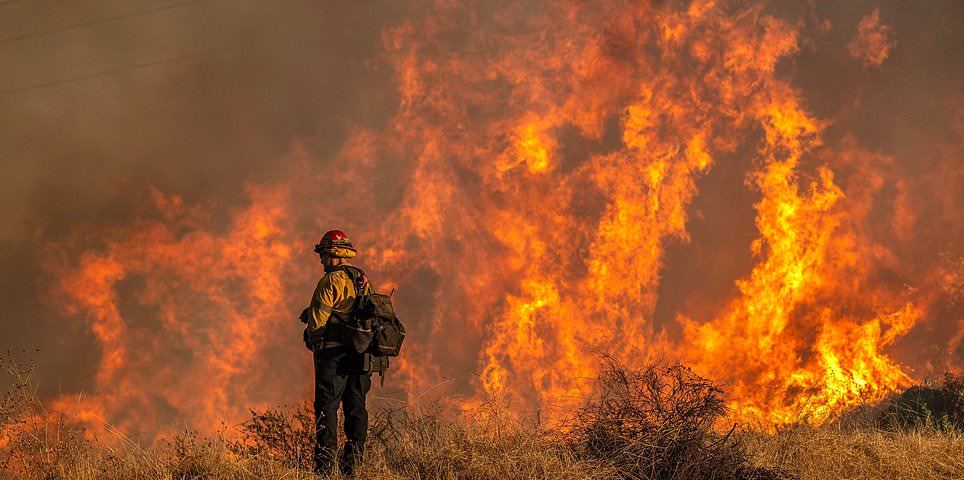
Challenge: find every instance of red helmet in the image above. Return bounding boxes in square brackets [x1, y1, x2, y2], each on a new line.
[314, 229, 356, 253]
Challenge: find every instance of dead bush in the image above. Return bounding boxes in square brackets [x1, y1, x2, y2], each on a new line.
[228, 403, 315, 472]
[570, 359, 792, 480]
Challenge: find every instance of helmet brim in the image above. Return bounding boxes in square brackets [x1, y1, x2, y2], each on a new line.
[314, 244, 357, 254]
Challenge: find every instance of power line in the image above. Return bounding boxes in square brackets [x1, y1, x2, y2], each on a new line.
[0, 53, 197, 96]
[1, 0, 209, 44]
[0, 31, 311, 96]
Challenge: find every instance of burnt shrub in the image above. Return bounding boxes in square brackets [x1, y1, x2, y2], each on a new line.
[570, 359, 793, 480]
[881, 372, 964, 431]
[228, 403, 315, 471]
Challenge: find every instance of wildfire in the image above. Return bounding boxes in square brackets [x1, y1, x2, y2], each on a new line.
[39, 0, 960, 436]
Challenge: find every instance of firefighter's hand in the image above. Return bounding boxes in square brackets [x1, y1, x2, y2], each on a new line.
[302, 327, 313, 352]
[299, 307, 311, 324]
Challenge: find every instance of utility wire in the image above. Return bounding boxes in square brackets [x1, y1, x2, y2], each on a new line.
[1, 52, 200, 96]
[0, 31, 311, 96]
[1, 0, 209, 43]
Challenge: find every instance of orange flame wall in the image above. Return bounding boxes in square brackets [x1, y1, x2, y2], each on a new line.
[42, 0, 962, 435]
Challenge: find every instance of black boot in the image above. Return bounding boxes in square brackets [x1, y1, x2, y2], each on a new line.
[341, 440, 364, 476]
[313, 443, 336, 476]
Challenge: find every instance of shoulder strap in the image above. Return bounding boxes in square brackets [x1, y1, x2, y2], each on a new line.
[330, 265, 369, 297]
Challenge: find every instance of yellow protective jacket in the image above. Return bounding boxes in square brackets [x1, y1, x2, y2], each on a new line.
[306, 264, 373, 349]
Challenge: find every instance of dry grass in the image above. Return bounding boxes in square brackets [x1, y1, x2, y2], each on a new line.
[743, 424, 964, 480]
[3, 355, 963, 480]
[363, 403, 604, 479]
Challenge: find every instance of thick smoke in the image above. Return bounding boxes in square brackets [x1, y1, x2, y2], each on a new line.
[0, 0, 402, 397]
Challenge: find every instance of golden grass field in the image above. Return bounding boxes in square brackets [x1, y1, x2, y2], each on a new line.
[3, 357, 962, 480]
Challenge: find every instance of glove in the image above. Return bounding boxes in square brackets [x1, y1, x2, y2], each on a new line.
[299, 307, 311, 324]
[303, 327, 314, 352]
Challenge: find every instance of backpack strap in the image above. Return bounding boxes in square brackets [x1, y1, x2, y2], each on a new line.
[322, 266, 368, 331]
[329, 265, 369, 299]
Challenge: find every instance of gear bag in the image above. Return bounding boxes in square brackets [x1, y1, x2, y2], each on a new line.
[325, 266, 405, 379]
[357, 291, 406, 357]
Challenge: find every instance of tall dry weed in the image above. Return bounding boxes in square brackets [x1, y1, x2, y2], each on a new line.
[0, 354, 92, 479]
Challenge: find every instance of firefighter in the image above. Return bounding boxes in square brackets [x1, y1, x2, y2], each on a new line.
[300, 229, 373, 476]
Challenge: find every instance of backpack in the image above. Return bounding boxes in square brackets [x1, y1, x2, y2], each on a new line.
[328, 266, 406, 380]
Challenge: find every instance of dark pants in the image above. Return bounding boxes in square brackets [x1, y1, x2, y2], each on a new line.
[313, 346, 372, 475]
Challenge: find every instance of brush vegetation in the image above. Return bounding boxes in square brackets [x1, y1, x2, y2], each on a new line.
[2, 355, 962, 480]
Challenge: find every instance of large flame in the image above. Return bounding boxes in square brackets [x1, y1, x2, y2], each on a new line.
[40, 0, 961, 435]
